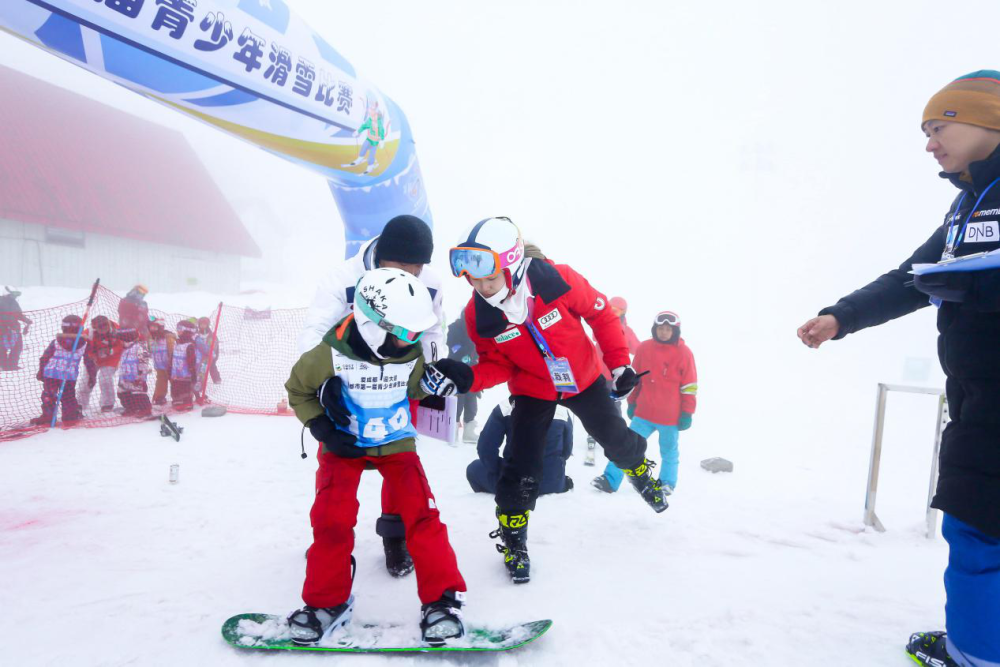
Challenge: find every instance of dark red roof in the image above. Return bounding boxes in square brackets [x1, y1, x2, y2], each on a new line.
[0, 65, 260, 257]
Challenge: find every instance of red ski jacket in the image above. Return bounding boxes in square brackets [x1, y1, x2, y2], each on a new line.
[465, 259, 630, 400]
[628, 337, 697, 426]
[596, 318, 641, 379]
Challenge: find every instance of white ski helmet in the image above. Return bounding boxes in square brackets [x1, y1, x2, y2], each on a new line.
[353, 268, 437, 356]
[449, 217, 528, 292]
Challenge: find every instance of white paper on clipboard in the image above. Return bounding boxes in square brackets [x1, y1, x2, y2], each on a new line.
[415, 395, 458, 444]
[912, 249, 1000, 276]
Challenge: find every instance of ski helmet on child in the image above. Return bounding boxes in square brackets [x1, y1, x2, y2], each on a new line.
[61, 314, 83, 334]
[449, 217, 527, 292]
[177, 320, 196, 339]
[653, 311, 681, 341]
[353, 268, 438, 358]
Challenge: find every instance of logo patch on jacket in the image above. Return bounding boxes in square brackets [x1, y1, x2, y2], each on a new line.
[538, 308, 562, 330]
[495, 327, 521, 343]
[964, 220, 999, 243]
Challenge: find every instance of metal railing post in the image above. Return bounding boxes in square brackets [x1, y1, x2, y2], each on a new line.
[864, 383, 888, 533]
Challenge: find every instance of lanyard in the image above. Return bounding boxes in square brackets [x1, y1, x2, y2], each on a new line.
[525, 320, 556, 359]
[944, 176, 1000, 258]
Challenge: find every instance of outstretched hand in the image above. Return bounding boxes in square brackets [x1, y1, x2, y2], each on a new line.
[797, 315, 839, 349]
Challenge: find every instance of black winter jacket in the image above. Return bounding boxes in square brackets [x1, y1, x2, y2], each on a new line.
[820, 147, 1000, 538]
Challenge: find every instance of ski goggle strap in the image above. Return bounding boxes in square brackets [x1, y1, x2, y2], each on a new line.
[449, 239, 524, 279]
[355, 294, 425, 344]
[655, 311, 680, 327]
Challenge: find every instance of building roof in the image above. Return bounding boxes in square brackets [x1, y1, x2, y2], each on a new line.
[0, 65, 260, 257]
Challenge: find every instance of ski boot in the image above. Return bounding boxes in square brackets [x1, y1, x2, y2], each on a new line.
[287, 595, 354, 646]
[591, 474, 615, 493]
[420, 590, 466, 646]
[462, 420, 480, 444]
[622, 458, 669, 512]
[489, 508, 530, 584]
[383, 537, 414, 578]
[906, 631, 960, 666]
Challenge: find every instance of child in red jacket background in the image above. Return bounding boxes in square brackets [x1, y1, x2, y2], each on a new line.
[593, 311, 697, 495]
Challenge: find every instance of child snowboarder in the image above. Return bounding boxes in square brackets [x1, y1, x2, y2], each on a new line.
[32, 314, 96, 426]
[593, 311, 697, 495]
[195, 316, 221, 399]
[149, 318, 175, 406]
[284, 268, 466, 647]
[170, 319, 198, 410]
[116, 328, 152, 417]
[78, 315, 122, 413]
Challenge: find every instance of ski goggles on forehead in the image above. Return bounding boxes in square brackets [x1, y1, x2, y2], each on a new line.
[655, 312, 680, 326]
[449, 241, 523, 280]
[355, 296, 424, 344]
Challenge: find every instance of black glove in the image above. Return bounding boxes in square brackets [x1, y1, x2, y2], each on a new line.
[308, 415, 363, 458]
[420, 358, 474, 397]
[914, 272, 972, 304]
[317, 376, 350, 427]
[610, 366, 644, 400]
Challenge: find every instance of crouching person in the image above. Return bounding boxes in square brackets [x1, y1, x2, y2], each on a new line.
[467, 398, 574, 495]
[284, 268, 467, 647]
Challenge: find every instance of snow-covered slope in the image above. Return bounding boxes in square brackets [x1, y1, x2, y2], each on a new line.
[1, 399, 947, 666]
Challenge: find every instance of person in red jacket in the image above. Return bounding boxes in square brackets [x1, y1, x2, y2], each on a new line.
[419, 217, 667, 585]
[592, 311, 697, 495]
[77, 315, 123, 413]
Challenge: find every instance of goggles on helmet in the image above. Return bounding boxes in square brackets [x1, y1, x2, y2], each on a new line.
[449, 240, 524, 280]
[655, 311, 680, 327]
[355, 294, 425, 344]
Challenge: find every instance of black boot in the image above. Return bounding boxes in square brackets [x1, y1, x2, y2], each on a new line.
[489, 508, 530, 584]
[420, 590, 465, 646]
[383, 537, 414, 578]
[375, 514, 413, 578]
[622, 458, 669, 513]
[287, 596, 354, 645]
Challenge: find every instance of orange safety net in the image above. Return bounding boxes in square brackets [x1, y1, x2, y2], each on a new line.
[0, 285, 303, 441]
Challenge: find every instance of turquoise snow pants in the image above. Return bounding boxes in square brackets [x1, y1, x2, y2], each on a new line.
[603, 417, 679, 492]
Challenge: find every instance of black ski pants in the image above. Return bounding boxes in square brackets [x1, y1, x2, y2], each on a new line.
[496, 376, 647, 513]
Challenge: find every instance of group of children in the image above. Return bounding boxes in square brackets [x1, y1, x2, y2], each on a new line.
[31, 309, 221, 426]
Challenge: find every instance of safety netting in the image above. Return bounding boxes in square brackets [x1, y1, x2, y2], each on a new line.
[0, 285, 303, 441]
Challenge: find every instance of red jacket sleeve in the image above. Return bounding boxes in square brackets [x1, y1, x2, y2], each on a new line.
[559, 265, 631, 371]
[680, 345, 697, 414]
[465, 303, 515, 393]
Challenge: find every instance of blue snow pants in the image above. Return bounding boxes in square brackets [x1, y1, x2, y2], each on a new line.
[603, 417, 679, 492]
[942, 514, 1000, 666]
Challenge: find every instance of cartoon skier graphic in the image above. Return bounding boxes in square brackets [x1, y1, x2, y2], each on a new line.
[343, 96, 388, 175]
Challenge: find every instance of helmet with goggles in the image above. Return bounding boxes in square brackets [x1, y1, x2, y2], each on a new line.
[449, 217, 527, 292]
[353, 268, 438, 349]
[654, 311, 681, 327]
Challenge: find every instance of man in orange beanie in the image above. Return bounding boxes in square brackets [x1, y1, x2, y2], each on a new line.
[797, 71, 1000, 667]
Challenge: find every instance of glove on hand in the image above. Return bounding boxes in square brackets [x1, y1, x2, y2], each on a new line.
[610, 366, 642, 400]
[317, 376, 351, 427]
[914, 272, 972, 304]
[678, 412, 693, 431]
[420, 359, 474, 397]
[308, 414, 363, 458]
[626, 403, 637, 419]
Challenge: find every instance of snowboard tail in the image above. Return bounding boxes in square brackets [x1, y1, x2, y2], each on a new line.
[222, 613, 551, 653]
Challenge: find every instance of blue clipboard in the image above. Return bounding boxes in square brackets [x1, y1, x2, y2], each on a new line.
[911, 249, 1000, 276]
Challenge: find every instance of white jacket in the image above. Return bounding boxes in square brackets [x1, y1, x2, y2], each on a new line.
[297, 237, 446, 361]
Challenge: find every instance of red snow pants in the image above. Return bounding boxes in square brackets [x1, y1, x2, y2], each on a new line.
[314, 444, 400, 522]
[303, 450, 466, 608]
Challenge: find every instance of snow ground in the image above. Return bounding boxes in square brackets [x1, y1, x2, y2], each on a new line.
[1, 392, 948, 667]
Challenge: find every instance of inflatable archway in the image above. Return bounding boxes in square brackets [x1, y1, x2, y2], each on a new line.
[0, 0, 431, 256]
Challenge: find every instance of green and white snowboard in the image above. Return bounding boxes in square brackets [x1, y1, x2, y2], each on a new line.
[222, 613, 552, 653]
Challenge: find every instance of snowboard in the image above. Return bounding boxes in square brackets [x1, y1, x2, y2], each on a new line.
[222, 613, 552, 653]
[159, 415, 183, 442]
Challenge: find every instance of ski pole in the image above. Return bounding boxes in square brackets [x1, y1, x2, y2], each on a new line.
[198, 301, 223, 403]
[51, 278, 100, 428]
